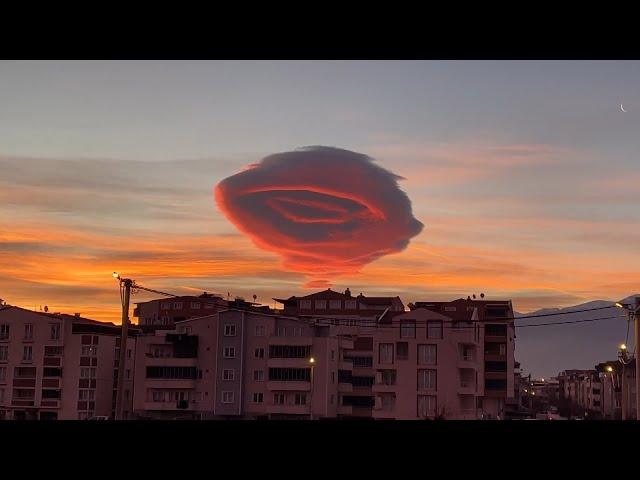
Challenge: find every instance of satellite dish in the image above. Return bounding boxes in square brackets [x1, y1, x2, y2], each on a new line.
[44, 306, 49, 312]
[473, 294, 476, 299]
[480, 293, 485, 299]
[253, 294, 257, 302]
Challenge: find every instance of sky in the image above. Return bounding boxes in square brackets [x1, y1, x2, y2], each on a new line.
[1, 60, 639, 333]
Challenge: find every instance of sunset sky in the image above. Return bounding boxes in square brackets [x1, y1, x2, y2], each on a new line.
[1, 60, 639, 323]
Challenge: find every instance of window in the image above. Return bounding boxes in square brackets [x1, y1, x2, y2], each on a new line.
[205, 303, 214, 309]
[300, 300, 312, 309]
[330, 394, 334, 405]
[253, 392, 263, 403]
[484, 378, 507, 390]
[80, 367, 96, 379]
[151, 391, 165, 402]
[352, 376, 375, 387]
[345, 300, 357, 310]
[427, 321, 443, 339]
[0, 388, 3, 403]
[499, 344, 507, 355]
[380, 394, 395, 411]
[50, 324, 61, 340]
[418, 395, 437, 417]
[277, 326, 287, 337]
[254, 370, 264, 381]
[331, 350, 335, 360]
[223, 346, 236, 359]
[379, 343, 394, 364]
[161, 303, 171, 310]
[274, 393, 286, 405]
[43, 368, 62, 377]
[443, 306, 457, 312]
[223, 369, 235, 381]
[268, 368, 311, 382]
[400, 321, 416, 338]
[190, 302, 201, 309]
[418, 369, 437, 390]
[315, 300, 327, 309]
[0, 366, 6, 381]
[294, 393, 307, 405]
[24, 324, 33, 340]
[418, 345, 437, 365]
[126, 369, 131, 379]
[329, 300, 341, 309]
[255, 325, 265, 337]
[396, 342, 409, 360]
[0, 324, 9, 340]
[485, 324, 507, 336]
[81, 346, 97, 356]
[127, 349, 132, 359]
[269, 345, 311, 359]
[22, 345, 33, 361]
[255, 348, 264, 359]
[224, 324, 237, 336]
[462, 345, 474, 361]
[379, 369, 396, 385]
[44, 346, 64, 357]
[79, 390, 95, 401]
[222, 391, 234, 404]
[331, 372, 335, 383]
[0, 346, 7, 362]
[350, 356, 373, 368]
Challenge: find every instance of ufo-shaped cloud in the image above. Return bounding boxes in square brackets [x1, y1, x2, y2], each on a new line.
[214, 146, 424, 287]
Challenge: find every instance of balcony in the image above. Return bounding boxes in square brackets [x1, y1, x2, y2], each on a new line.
[458, 381, 476, 395]
[267, 358, 312, 369]
[338, 359, 353, 370]
[142, 400, 198, 411]
[268, 337, 312, 346]
[13, 378, 36, 388]
[265, 404, 311, 415]
[337, 404, 353, 416]
[144, 379, 197, 390]
[337, 382, 353, 393]
[40, 400, 60, 408]
[145, 357, 198, 367]
[266, 380, 311, 392]
[484, 335, 507, 343]
[484, 353, 506, 362]
[43, 357, 62, 367]
[458, 357, 477, 369]
[42, 378, 61, 389]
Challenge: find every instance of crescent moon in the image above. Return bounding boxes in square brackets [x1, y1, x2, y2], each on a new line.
[621, 103, 627, 112]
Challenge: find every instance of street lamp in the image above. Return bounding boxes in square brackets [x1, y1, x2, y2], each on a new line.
[605, 365, 615, 419]
[308, 357, 315, 420]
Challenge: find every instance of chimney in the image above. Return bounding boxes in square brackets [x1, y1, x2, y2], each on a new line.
[74, 313, 81, 317]
[344, 288, 351, 297]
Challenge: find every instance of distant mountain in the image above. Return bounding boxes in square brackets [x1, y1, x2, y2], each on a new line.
[514, 295, 639, 379]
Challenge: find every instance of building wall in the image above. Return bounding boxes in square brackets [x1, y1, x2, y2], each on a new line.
[0, 307, 135, 420]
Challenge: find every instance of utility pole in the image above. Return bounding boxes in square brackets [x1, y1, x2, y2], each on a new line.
[114, 273, 133, 420]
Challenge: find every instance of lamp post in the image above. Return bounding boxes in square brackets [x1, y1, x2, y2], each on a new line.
[113, 272, 134, 421]
[309, 357, 315, 420]
[618, 342, 630, 420]
[605, 365, 615, 420]
[616, 301, 639, 420]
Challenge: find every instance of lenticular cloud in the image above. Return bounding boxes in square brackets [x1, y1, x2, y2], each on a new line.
[214, 146, 424, 287]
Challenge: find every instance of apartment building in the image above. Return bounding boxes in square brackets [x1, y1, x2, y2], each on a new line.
[0, 305, 137, 420]
[559, 362, 636, 419]
[132, 309, 354, 419]
[275, 288, 405, 417]
[557, 369, 603, 418]
[134, 292, 271, 332]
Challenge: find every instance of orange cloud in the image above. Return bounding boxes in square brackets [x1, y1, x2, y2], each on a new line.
[215, 147, 423, 287]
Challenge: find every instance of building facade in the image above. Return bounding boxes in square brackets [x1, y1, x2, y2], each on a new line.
[132, 309, 354, 419]
[0, 306, 136, 420]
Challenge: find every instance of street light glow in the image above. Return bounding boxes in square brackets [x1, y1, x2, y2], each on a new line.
[620, 343, 627, 350]
[606, 366, 613, 372]
[112, 272, 120, 279]
[615, 303, 624, 308]
[309, 357, 315, 364]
